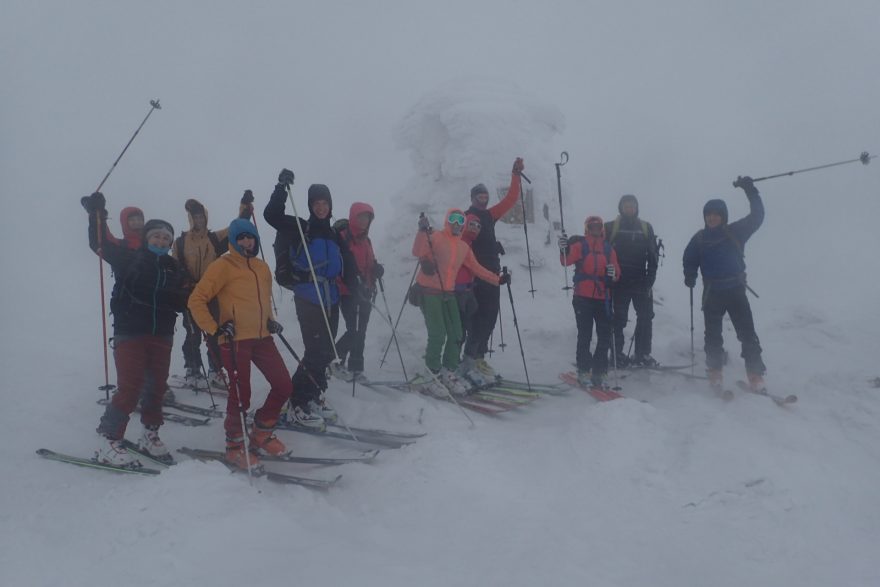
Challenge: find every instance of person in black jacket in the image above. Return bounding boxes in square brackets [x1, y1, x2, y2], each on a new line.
[85, 192, 188, 466]
[604, 195, 659, 367]
[682, 176, 766, 393]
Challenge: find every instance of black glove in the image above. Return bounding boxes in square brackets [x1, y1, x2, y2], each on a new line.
[418, 215, 431, 232]
[278, 168, 295, 186]
[81, 192, 106, 213]
[498, 272, 512, 286]
[374, 262, 385, 279]
[684, 275, 696, 288]
[733, 175, 758, 196]
[420, 259, 436, 275]
[512, 157, 524, 175]
[215, 321, 235, 338]
[267, 318, 283, 334]
[241, 189, 254, 205]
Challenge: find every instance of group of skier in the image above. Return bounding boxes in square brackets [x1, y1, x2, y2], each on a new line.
[81, 155, 768, 470]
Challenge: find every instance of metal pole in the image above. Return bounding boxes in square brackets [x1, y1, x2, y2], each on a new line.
[502, 267, 531, 392]
[555, 152, 572, 295]
[517, 172, 536, 297]
[379, 261, 418, 368]
[377, 275, 408, 380]
[735, 151, 875, 186]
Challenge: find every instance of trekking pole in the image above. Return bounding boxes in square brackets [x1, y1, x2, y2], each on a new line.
[352, 300, 360, 397]
[607, 292, 621, 390]
[497, 299, 507, 351]
[283, 184, 340, 362]
[379, 260, 418, 369]
[689, 287, 695, 376]
[246, 190, 279, 315]
[275, 332, 359, 442]
[92, 99, 163, 399]
[516, 171, 537, 298]
[555, 151, 573, 296]
[377, 276, 408, 381]
[227, 334, 255, 485]
[502, 266, 531, 392]
[733, 151, 875, 186]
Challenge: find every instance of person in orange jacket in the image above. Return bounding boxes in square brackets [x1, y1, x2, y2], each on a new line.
[559, 215, 621, 388]
[188, 217, 293, 471]
[412, 209, 507, 396]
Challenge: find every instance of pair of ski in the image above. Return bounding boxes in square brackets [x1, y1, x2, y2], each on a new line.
[559, 372, 624, 402]
[380, 375, 534, 415]
[275, 420, 425, 449]
[729, 380, 797, 407]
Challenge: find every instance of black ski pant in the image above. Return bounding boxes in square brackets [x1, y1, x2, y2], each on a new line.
[703, 284, 765, 375]
[573, 296, 611, 376]
[291, 296, 339, 408]
[611, 283, 654, 358]
[181, 305, 221, 373]
[457, 288, 479, 359]
[335, 294, 372, 373]
[470, 279, 500, 359]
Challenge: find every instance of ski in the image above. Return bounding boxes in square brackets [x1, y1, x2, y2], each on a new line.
[120, 439, 175, 466]
[177, 448, 341, 489]
[324, 423, 426, 441]
[179, 446, 378, 466]
[168, 375, 229, 395]
[559, 372, 624, 402]
[275, 421, 415, 448]
[163, 399, 223, 418]
[36, 448, 162, 476]
[735, 380, 797, 406]
[96, 399, 211, 427]
[492, 378, 568, 394]
[406, 375, 514, 415]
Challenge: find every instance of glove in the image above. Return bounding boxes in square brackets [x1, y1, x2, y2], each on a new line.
[418, 215, 431, 232]
[512, 157, 524, 175]
[278, 168, 295, 186]
[215, 320, 235, 338]
[81, 192, 106, 213]
[606, 264, 617, 280]
[241, 189, 254, 205]
[558, 233, 569, 251]
[267, 318, 283, 334]
[374, 262, 385, 279]
[684, 275, 696, 288]
[733, 175, 758, 196]
[420, 259, 436, 275]
[498, 271, 512, 286]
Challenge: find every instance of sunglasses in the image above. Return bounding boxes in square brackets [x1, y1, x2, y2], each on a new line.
[448, 212, 466, 226]
[467, 220, 482, 230]
[236, 233, 256, 241]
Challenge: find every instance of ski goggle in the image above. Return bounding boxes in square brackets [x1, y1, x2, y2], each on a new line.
[467, 219, 482, 231]
[447, 212, 466, 226]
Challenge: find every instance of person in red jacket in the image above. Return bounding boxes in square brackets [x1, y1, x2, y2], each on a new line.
[332, 202, 383, 380]
[559, 216, 621, 387]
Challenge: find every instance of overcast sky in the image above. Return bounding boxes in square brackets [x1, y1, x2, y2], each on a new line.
[2, 0, 878, 336]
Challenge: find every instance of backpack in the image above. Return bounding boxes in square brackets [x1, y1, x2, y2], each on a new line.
[570, 236, 613, 284]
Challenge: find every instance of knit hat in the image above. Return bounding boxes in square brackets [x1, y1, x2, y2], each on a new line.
[143, 219, 174, 243]
[184, 198, 206, 216]
[618, 194, 639, 216]
[308, 184, 332, 217]
[703, 199, 728, 224]
[470, 183, 489, 199]
[228, 218, 260, 256]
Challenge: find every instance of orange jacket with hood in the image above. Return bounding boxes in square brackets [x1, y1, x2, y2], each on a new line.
[413, 209, 500, 292]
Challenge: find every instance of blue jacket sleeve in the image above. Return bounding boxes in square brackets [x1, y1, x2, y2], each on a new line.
[729, 191, 764, 245]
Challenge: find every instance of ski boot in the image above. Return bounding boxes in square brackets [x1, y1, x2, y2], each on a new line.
[225, 437, 262, 472]
[96, 437, 140, 467]
[250, 423, 286, 456]
[439, 367, 471, 396]
[138, 425, 170, 458]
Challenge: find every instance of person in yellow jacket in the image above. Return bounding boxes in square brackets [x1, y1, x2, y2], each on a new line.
[173, 192, 255, 387]
[412, 209, 508, 396]
[187, 217, 292, 470]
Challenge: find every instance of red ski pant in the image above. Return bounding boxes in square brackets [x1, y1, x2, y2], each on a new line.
[97, 335, 172, 439]
[219, 336, 293, 439]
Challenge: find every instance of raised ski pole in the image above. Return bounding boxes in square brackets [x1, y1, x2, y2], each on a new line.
[377, 275, 408, 381]
[379, 260, 418, 369]
[733, 151, 875, 186]
[502, 266, 532, 392]
[555, 151, 573, 296]
[283, 181, 340, 363]
[93, 98, 162, 399]
[517, 171, 537, 298]
[689, 286, 695, 376]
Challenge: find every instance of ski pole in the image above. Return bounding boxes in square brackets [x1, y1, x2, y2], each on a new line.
[246, 189, 279, 315]
[283, 183, 340, 362]
[501, 267, 531, 392]
[377, 275, 408, 381]
[92, 99, 163, 399]
[733, 151, 875, 186]
[497, 298, 507, 351]
[379, 260, 418, 369]
[607, 291, 621, 390]
[555, 151, 573, 296]
[352, 299, 360, 397]
[226, 332, 255, 485]
[516, 171, 537, 298]
[689, 286, 695, 376]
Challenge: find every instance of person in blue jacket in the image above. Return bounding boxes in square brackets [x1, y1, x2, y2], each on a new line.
[683, 176, 766, 393]
[263, 169, 356, 428]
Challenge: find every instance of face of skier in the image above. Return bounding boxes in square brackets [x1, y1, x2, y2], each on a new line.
[464, 218, 482, 238]
[312, 199, 330, 220]
[191, 213, 207, 232]
[127, 214, 144, 231]
[621, 201, 637, 217]
[355, 212, 373, 232]
[147, 230, 172, 249]
[587, 220, 603, 237]
[471, 192, 490, 210]
[704, 212, 723, 228]
[236, 233, 257, 256]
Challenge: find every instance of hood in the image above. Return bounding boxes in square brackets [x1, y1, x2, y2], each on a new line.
[461, 212, 481, 244]
[703, 199, 728, 225]
[184, 198, 209, 232]
[444, 208, 466, 237]
[618, 194, 639, 217]
[120, 206, 144, 249]
[227, 218, 260, 257]
[348, 202, 375, 238]
[308, 184, 333, 218]
[584, 215, 606, 238]
[141, 219, 174, 250]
